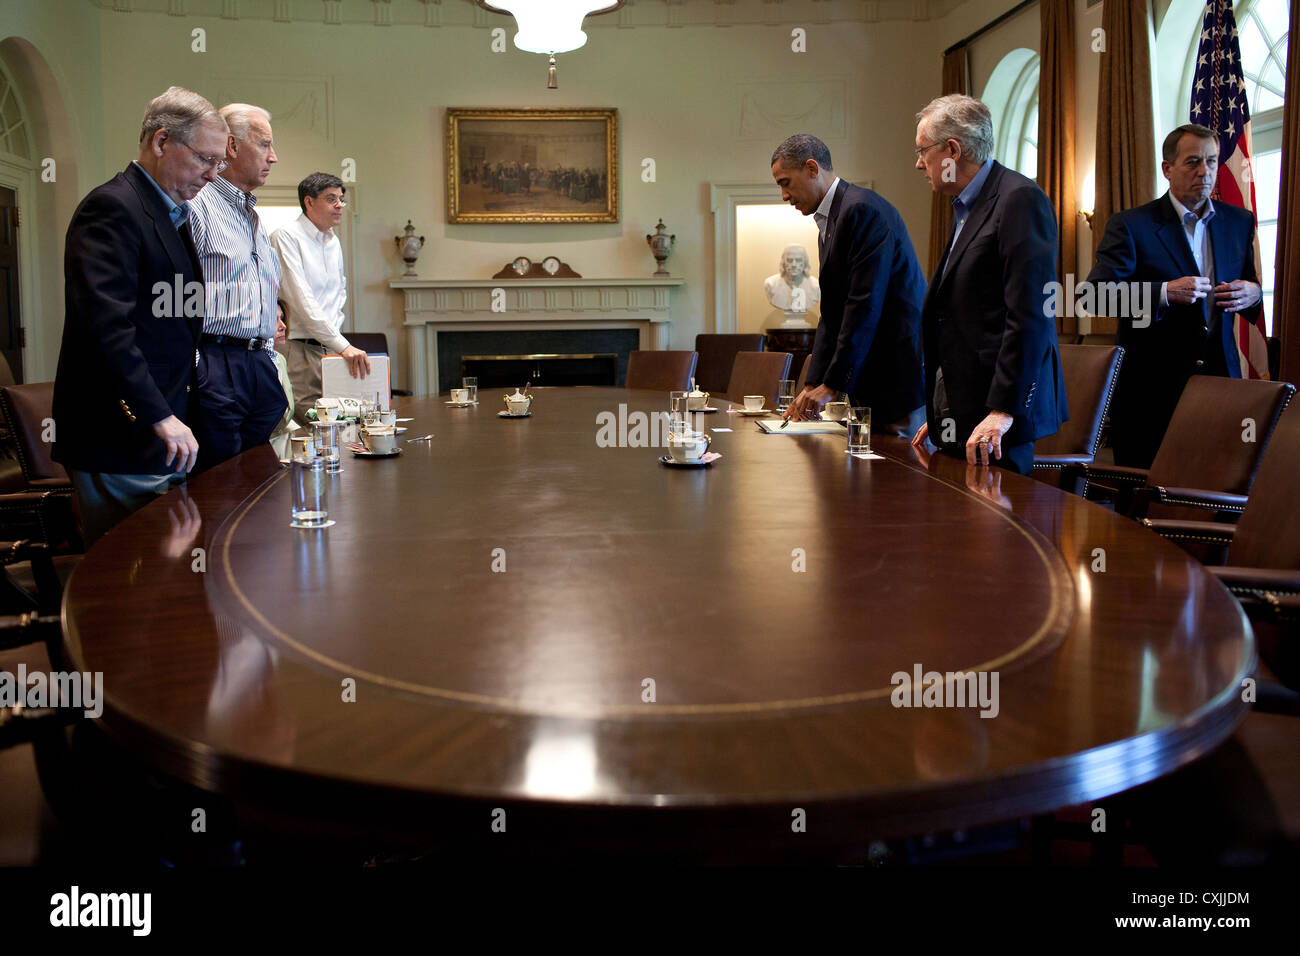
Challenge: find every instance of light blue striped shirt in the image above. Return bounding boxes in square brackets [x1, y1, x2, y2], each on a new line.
[188, 174, 280, 344]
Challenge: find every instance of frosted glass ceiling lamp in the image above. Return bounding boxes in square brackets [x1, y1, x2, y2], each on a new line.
[477, 1, 624, 88]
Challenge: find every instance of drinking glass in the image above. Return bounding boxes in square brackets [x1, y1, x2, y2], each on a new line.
[669, 390, 690, 431]
[313, 421, 342, 473]
[289, 434, 315, 463]
[777, 379, 796, 412]
[848, 406, 872, 454]
[290, 458, 332, 528]
[463, 376, 478, 405]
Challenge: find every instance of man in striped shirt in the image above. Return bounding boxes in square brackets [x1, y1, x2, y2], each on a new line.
[188, 103, 286, 470]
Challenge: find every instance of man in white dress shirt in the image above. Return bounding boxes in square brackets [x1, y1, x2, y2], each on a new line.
[270, 172, 370, 422]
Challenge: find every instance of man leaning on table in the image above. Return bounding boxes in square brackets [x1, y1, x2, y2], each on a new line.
[909, 94, 1067, 475]
[271, 172, 370, 424]
[52, 87, 227, 545]
[188, 102, 286, 470]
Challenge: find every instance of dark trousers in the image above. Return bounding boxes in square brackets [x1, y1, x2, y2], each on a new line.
[196, 344, 287, 471]
[940, 439, 1035, 476]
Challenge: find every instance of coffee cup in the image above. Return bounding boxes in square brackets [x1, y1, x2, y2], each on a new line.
[450, 388, 469, 404]
[743, 395, 765, 412]
[822, 401, 849, 421]
[361, 425, 397, 455]
[667, 430, 710, 462]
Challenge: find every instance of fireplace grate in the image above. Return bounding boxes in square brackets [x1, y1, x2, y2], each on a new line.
[460, 353, 618, 389]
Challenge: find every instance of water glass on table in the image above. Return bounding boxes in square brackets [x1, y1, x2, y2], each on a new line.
[669, 390, 691, 431]
[777, 379, 796, 412]
[313, 420, 342, 473]
[848, 406, 872, 454]
[463, 376, 478, 405]
[290, 457, 330, 528]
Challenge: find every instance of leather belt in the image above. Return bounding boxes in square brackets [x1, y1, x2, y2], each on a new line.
[202, 333, 270, 350]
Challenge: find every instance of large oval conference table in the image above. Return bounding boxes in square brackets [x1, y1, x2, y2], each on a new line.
[61, 387, 1254, 859]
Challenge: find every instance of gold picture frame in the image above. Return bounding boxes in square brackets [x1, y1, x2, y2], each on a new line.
[446, 107, 619, 224]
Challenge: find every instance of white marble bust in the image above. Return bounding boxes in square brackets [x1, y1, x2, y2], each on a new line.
[764, 244, 821, 312]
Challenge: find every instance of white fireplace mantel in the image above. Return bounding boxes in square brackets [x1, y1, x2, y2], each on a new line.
[391, 277, 685, 395]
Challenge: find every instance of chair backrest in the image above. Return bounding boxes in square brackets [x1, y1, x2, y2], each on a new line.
[726, 351, 792, 406]
[1034, 345, 1124, 458]
[1230, 403, 1300, 570]
[1146, 377, 1294, 496]
[695, 333, 765, 394]
[346, 332, 390, 355]
[0, 383, 69, 487]
[794, 354, 812, 393]
[625, 350, 698, 392]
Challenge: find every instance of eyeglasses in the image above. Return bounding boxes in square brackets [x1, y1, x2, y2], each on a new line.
[176, 137, 228, 173]
[914, 142, 944, 159]
[315, 194, 347, 208]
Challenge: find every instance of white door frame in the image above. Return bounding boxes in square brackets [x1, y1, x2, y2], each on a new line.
[0, 154, 41, 382]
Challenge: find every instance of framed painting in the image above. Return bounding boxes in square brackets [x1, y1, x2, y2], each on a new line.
[446, 107, 618, 224]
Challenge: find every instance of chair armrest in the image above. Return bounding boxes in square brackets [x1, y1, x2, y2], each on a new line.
[1033, 454, 1094, 468]
[1208, 566, 1300, 599]
[1081, 463, 1150, 487]
[1143, 519, 1235, 564]
[1148, 486, 1248, 515]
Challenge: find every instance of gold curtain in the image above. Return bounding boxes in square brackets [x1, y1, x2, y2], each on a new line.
[1093, 0, 1155, 255]
[1275, 0, 1300, 384]
[927, 47, 969, 277]
[1039, 0, 1077, 334]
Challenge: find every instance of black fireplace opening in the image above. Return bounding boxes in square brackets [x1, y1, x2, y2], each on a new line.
[437, 329, 640, 392]
[461, 353, 618, 389]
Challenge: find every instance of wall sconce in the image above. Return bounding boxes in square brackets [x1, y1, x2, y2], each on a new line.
[1079, 170, 1095, 228]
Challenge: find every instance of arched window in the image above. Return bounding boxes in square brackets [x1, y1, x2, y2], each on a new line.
[982, 48, 1040, 179]
[1156, 0, 1288, 334]
[0, 64, 32, 161]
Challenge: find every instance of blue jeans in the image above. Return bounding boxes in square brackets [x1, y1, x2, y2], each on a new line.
[67, 468, 186, 546]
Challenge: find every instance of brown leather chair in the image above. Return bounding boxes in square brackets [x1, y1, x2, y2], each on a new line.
[1084, 376, 1295, 520]
[694, 333, 765, 395]
[0, 384, 78, 548]
[1146, 404, 1300, 694]
[794, 354, 812, 393]
[725, 351, 792, 407]
[624, 350, 698, 392]
[1032, 345, 1124, 494]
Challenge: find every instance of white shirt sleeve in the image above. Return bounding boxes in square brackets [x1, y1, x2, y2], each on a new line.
[270, 227, 351, 354]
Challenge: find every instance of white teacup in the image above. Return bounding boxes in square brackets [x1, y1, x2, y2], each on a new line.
[314, 401, 339, 423]
[743, 395, 765, 412]
[361, 426, 397, 454]
[687, 389, 710, 410]
[822, 401, 849, 421]
[450, 388, 469, 404]
[667, 431, 711, 462]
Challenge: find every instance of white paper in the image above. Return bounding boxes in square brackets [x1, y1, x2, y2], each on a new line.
[322, 354, 391, 410]
[711, 428, 733, 433]
[755, 419, 847, 434]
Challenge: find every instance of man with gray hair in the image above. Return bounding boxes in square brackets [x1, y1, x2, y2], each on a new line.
[910, 94, 1067, 475]
[772, 134, 926, 433]
[52, 87, 228, 543]
[188, 102, 286, 470]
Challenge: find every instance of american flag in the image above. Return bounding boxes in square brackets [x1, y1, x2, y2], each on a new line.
[1191, 0, 1269, 379]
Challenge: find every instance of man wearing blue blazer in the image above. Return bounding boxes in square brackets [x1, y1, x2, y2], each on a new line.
[772, 135, 926, 434]
[910, 95, 1068, 476]
[52, 87, 228, 543]
[1085, 124, 1263, 468]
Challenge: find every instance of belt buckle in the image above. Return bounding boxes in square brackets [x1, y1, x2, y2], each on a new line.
[249, 337, 265, 351]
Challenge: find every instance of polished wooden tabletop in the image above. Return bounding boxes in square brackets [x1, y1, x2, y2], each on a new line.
[61, 388, 1254, 854]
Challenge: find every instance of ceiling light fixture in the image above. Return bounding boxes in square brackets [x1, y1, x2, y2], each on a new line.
[476, 1, 625, 89]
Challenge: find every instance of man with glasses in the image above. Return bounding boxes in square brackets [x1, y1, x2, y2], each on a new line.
[51, 87, 227, 544]
[270, 172, 370, 423]
[187, 102, 286, 470]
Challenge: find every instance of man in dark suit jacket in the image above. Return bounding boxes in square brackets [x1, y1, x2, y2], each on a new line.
[772, 135, 925, 434]
[1085, 123, 1263, 468]
[52, 87, 229, 543]
[910, 95, 1067, 476]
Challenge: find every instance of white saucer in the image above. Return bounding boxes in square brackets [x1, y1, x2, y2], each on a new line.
[396, 417, 415, 423]
[659, 455, 712, 468]
[690, 406, 719, 414]
[445, 401, 473, 407]
[736, 408, 770, 416]
[395, 426, 407, 433]
[498, 410, 532, 418]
